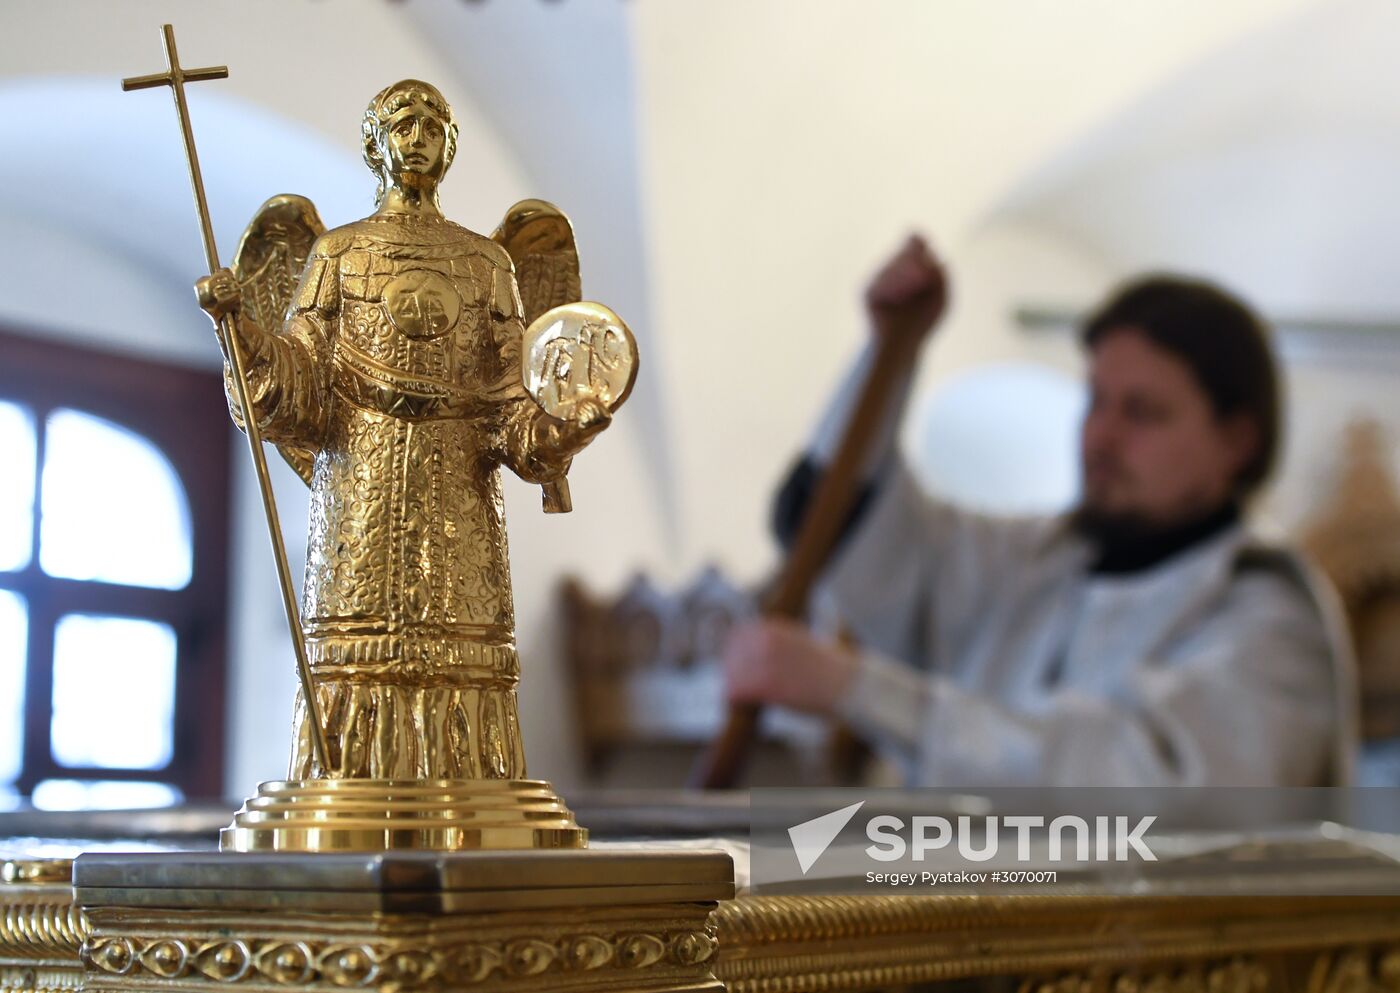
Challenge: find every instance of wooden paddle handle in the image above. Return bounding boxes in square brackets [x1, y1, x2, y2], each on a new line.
[689, 331, 922, 789]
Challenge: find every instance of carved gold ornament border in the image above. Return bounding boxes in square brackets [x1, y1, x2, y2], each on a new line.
[81, 927, 718, 988]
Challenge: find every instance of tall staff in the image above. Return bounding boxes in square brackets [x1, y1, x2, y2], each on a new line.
[123, 25, 332, 775]
[689, 320, 923, 789]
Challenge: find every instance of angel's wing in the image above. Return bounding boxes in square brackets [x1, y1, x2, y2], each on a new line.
[491, 199, 581, 324]
[230, 194, 326, 487]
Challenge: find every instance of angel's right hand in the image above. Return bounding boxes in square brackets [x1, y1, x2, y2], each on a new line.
[196, 268, 242, 321]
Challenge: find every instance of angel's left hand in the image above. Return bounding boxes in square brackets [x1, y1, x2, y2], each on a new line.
[538, 398, 611, 459]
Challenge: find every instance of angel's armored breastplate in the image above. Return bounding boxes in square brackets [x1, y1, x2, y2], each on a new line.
[300, 215, 523, 668]
[330, 215, 520, 418]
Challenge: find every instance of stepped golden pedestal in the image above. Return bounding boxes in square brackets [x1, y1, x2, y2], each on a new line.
[219, 780, 588, 853]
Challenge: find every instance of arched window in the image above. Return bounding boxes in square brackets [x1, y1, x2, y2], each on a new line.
[0, 330, 230, 807]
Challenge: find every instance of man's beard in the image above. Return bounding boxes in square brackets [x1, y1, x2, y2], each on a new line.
[1069, 503, 1161, 546]
[1069, 499, 1241, 574]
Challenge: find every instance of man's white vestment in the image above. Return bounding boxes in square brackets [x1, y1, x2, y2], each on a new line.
[817, 460, 1356, 786]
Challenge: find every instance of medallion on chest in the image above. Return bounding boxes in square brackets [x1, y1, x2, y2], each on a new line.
[382, 267, 462, 340]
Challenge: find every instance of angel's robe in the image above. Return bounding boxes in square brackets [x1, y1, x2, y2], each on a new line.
[227, 212, 570, 780]
[791, 346, 1358, 787]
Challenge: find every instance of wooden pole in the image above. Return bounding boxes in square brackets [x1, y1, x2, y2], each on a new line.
[689, 329, 922, 789]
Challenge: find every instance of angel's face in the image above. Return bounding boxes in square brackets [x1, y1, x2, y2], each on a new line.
[382, 100, 449, 189]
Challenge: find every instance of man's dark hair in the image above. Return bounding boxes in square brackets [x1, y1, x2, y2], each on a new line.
[1082, 274, 1280, 496]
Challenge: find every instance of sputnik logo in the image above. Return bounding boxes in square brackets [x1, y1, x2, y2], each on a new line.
[788, 800, 865, 874]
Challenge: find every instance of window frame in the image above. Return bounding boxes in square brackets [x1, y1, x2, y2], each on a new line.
[0, 328, 231, 799]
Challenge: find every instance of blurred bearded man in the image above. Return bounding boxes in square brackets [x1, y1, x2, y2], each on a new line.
[723, 236, 1356, 786]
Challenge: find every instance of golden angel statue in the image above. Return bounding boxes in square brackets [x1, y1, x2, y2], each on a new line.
[196, 79, 637, 825]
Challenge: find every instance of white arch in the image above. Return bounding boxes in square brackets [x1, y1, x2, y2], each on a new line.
[0, 76, 372, 365]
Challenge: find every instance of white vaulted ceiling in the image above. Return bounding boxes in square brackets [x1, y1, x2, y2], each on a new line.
[987, 0, 1400, 318]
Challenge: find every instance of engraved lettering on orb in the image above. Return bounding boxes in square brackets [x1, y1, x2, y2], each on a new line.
[522, 302, 637, 425]
[383, 269, 460, 340]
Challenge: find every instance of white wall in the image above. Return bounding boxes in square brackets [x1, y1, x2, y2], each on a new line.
[629, 0, 1322, 582]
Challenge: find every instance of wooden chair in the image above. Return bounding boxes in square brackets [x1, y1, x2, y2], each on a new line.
[557, 568, 844, 787]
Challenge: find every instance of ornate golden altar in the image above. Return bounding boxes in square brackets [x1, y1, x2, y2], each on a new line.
[7, 808, 1400, 993]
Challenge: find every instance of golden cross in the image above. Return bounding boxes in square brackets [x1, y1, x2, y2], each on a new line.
[122, 25, 333, 776]
[122, 25, 227, 274]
